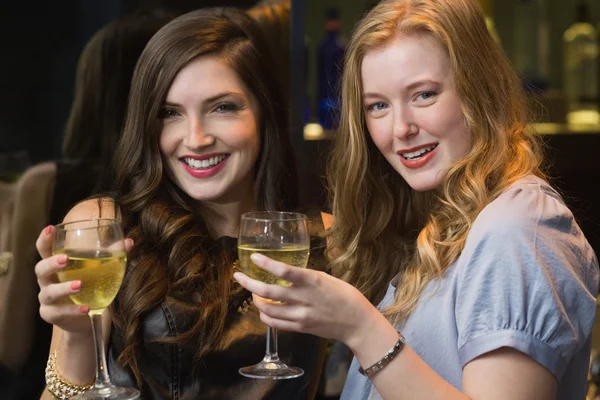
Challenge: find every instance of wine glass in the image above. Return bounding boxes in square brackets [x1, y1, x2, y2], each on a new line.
[237, 211, 310, 379]
[53, 218, 140, 399]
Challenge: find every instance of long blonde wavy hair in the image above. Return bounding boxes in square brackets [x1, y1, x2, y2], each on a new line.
[327, 0, 545, 320]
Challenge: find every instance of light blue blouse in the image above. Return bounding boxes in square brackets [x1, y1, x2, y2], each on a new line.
[341, 176, 599, 400]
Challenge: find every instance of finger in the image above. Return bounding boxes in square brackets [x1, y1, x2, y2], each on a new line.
[233, 272, 290, 302]
[38, 280, 81, 305]
[36, 225, 55, 259]
[35, 254, 69, 285]
[253, 298, 308, 322]
[249, 253, 311, 284]
[125, 238, 134, 254]
[259, 312, 305, 333]
[39, 303, 89, 325]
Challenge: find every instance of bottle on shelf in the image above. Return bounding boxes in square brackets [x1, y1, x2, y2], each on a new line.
[563, 0, 599, 123]
[514, 0, 550, 92]
[316, 8, 346, 132]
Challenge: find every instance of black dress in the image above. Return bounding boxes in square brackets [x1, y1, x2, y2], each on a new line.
[108, 229, 328, 400]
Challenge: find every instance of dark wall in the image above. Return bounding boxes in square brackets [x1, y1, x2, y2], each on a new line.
[123, 0, 257, 14]
[543, 134, 600, 258]
[0, 0, 121, 165]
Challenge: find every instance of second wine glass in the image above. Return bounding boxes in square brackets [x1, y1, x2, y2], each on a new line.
[53, 218, 139, 399]
[237, 211, 310, 379]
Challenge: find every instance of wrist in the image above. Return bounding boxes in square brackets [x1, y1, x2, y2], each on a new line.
[61, 330, 94, 348]
[45, 351, 94, 398]
[346, 310, 401, 374]
[358, 331, 405, 377]
[345, 304, 397, 356]
[56, 331, 96, 385]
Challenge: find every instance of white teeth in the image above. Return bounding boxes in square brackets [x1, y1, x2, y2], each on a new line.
[183, 154, 227, 169]
[401, 144, 437, 160]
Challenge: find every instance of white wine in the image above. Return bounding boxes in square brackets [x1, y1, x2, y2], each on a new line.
[55, 250, 126, 312]
[238, 245, 310, 286]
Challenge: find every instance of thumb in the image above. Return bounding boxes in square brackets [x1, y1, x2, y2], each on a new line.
[36, 225, 55, 259]
[125, 238, 134, 254]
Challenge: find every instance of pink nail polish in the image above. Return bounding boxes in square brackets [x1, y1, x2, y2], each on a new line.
[79, 306, 89, 313]
[44, 225, 53, 235]
[70, 281, 82, 290]
[57, 254, 68, 265]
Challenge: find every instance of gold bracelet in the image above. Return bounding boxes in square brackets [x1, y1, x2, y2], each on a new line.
[45, 350, 94, 399]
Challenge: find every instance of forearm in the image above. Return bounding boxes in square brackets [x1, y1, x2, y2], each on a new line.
[41, 329, 96, 400]
[55, 331, 96, 384]
[348, 311, 468, 400]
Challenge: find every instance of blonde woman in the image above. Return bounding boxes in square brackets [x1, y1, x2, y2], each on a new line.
[234, 0, 599, 399]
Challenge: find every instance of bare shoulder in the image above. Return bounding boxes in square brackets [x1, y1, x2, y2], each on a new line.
[63, 197, 120, 224]
[320, 212, 333, 230]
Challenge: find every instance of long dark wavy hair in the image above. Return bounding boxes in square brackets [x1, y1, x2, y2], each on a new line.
[111, 7, 298, 385]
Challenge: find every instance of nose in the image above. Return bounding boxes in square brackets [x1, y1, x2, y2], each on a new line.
[184, 118, 215, 149]
[392, 106, 418, 140]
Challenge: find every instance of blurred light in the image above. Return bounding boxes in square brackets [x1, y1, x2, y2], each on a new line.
[304, 123, 324, 140]
[567, 110, 600, 125]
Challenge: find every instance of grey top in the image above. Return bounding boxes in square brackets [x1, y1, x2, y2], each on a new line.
[341, 176, 599, 400]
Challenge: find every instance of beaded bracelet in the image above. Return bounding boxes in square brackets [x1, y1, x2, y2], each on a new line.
[45, 351, 94, 399]
[358, 332, 406, 377]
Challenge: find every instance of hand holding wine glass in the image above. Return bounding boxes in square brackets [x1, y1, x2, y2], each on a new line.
[50, 218, 139, 400]
[233, 216, 382, 357]
[36, 225, 134, 334]
[237, 211, 310, 379]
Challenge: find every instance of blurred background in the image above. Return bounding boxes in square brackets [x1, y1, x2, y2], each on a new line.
[303, 0, 600, 127]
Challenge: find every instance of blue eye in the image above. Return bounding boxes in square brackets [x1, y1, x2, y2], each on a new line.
[367, 102, 388, 111]
[158, 108, 180, 119]
[417, 92, 436, 101]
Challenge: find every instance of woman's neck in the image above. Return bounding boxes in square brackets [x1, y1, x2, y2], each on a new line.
[203, 190, 257, 238]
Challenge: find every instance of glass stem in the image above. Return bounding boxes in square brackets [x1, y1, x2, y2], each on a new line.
[264, 327, 281, 363]
[89, 311, 111, 388]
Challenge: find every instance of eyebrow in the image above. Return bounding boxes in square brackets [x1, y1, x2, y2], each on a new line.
[164, 91, 246, 107]
[362, 79, 440, 99]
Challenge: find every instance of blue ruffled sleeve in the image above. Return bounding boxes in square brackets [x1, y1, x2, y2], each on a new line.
[455, 180, 599, 380]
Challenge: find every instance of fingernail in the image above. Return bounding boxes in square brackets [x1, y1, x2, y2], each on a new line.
[79, 306, 89, 313]
[70, 281, 82, 290]
[233, 272, 241, 281]
[250, 253, 264, 263]
[44, 225, 53, 235]
[57, 254, 68, 265]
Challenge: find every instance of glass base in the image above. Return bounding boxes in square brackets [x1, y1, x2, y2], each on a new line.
[71, 385, 140, 400]
[239, 360, 304, 380]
